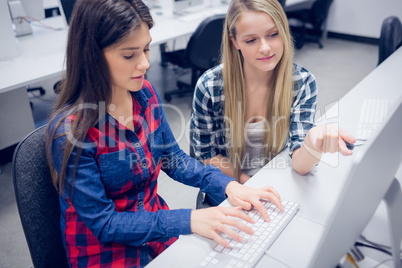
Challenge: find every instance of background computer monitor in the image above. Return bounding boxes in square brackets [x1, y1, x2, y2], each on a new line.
[310, 98, 402, 267]
[7, 0, 44, 37]
[20, 0, 45, 20]
[58, 0, 76, 27]
[173, 0, 203, 14]
[0, 0, 19, 60]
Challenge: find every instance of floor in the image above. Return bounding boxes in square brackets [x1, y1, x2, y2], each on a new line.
[0, 37, 378, 268]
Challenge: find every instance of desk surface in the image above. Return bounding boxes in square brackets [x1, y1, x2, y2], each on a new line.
[0, 16, 66, 94]
[147, 48, 402, 267]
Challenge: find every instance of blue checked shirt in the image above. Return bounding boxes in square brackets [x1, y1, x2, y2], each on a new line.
[191, 63, 317, 161]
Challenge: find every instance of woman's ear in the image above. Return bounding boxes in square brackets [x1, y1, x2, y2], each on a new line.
[230, 34, 240, 50]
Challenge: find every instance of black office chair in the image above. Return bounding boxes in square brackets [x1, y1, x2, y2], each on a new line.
[12, 125, 69, 268]
[277, 0, 286, 8]
[378, 16, 402, 66]
[162, 14, 226, 102]
[284, 0, 333, 49]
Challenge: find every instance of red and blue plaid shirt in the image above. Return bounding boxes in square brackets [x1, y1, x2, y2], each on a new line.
[49, 80, 234, 267]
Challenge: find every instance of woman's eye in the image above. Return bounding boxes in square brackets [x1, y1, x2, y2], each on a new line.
[123, 54, 134, 59]
[245, 39, 255, 44]
[268, 32, 278, 38]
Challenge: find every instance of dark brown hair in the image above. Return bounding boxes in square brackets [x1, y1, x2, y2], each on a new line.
[46, 0, 153, 192]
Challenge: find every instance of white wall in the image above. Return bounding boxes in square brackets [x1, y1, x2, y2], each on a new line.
[326, 0, 402, 39]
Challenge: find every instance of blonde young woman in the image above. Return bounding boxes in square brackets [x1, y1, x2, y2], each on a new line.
[191, 0, 355, 187]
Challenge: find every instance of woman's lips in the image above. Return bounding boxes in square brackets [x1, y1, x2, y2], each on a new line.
[257, 55, 274, 62]
[131, 74, 145, 81]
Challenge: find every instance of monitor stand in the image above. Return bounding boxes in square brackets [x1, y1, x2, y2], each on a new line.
[0, 0, 19, 60]
[384, 178, 402, 268]
[8, 0, 32, 37]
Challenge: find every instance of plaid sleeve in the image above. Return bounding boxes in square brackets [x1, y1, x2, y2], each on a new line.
[190, 65, 225, 160]
[288, 64, 318, 157]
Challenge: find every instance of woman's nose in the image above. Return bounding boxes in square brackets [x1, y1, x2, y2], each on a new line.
[138, 53, 150, 70]
[259, 40, 271, 54]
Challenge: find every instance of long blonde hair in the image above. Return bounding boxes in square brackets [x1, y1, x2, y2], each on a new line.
[222, 0, 294, 179]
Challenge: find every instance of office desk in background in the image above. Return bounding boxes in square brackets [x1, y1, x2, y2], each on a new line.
[148, 48, 402, 268]
[0, 1, 229, 150]
[0, 16, 66, 150]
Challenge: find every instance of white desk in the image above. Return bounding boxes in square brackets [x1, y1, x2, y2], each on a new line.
[0, 1, 230, 93]
[0, 2, 229, 149]
[147, 48, 402, 267]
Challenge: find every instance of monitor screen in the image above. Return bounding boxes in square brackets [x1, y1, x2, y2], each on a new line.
[309, 97, 402, 267]
[58, 0, 76, 26]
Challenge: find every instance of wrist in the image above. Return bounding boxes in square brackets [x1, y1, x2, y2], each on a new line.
[301, 141, 322, 161]
[225, 180, 237, 197]
[239, 172, 250, 184]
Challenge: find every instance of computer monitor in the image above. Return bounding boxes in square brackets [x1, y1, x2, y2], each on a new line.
[0, 0, 19, 60]
[8, 0, 44, 36]
[58, 0, 76, 27]
[310, 98, 402, 267]
[20, 0, 45, 20]
[173, 0, 203, 14]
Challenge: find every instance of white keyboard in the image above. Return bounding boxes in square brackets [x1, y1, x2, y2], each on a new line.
[200, 199, 299, 268]
[355, 99, 389, 140]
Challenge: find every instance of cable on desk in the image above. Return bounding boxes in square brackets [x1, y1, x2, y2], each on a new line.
[355, 242, 394, 257]
[346, 252, 359, 268]
[351, 239, 402, 268]
[357, 235, 402, 258]
[359, 235, 393, 252]
[349, 245, 365, 262]
[19, 16, 64, 31]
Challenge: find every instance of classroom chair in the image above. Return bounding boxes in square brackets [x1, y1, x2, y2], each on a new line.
[161, 14, 226, 102]
[12, 125, 69, 268]
[284, 0, 333, 49]
[378, 16, 402, 66]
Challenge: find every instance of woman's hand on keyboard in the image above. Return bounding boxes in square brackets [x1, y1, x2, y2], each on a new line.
[225, 181, 284, 222]
[191, 206, 255, 248]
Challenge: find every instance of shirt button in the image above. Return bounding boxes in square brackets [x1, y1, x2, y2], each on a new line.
[138, 201, 143, 206]
[135, 143, 140, 147]
[140, 183, 145, 187]
[142, 163, 147, 168]
[142, 243, 146, 246]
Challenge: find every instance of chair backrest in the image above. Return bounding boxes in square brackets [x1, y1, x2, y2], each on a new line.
[12, 125, 69, 268]
[378, 16, 402, 65]
[277, 0, 286, 8]
[185, 14, 226, 71]
[310, 0, 333, 29]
